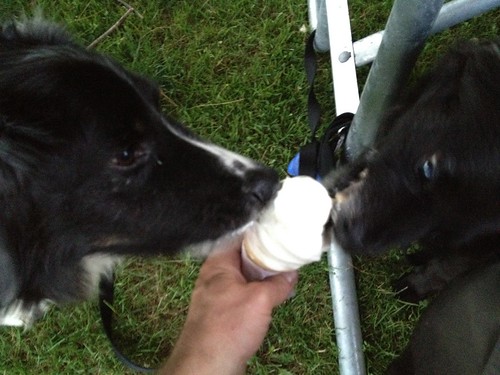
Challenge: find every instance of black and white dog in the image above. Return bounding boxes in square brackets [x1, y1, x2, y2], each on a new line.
[0, 19, 279, 326]
[327, 39, 500, 301]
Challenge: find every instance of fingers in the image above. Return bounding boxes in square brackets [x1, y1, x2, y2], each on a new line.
[259, 271, 298, 308]
[198, 240, 243, 282]
[204, 246, 240, 267]
[200, 240, 299, 309]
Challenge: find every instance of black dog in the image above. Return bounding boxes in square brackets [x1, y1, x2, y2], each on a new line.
[0, 18, 279, 326]
[327, 39, 500, 301]
[387, 261, 500, 375]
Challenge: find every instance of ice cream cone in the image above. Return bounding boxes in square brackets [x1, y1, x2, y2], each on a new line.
[241, 241, 279, 281]
[239, 176, 333, 281]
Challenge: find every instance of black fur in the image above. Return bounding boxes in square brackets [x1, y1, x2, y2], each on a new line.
[0, 19, 279, 324]
[387, 262, 500, 375]
[326, 39, 500, 301]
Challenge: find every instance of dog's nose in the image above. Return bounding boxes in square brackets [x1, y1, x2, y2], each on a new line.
[243, 168, 280, 205]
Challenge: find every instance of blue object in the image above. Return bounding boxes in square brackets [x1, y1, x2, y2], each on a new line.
[287, 152, 301, 176]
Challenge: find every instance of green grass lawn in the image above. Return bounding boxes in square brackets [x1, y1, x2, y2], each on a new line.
[0, 1, 498, 374]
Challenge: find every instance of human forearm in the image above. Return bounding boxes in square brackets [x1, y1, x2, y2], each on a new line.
[159, 333, 247, 375]
[159, 245, 297, 375]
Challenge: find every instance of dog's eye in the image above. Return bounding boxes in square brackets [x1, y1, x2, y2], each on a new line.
[112, 145, 147, 168]
[418, 154, 440, 183]
[420, 160, 435, 180]
[115, 149, 135, 166]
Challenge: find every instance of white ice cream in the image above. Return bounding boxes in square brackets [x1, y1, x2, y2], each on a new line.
[242, 176, 332, 273]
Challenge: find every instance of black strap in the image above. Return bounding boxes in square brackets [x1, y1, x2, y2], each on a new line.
[298, 31, 320, 178]
[317, 112, 353, 176]
[298, 141, 319, 177]
[298, 31, 353, 178]
[99, 276, 156, 373]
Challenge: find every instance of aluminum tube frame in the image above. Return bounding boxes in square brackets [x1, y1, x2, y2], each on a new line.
[353, 0, 500, 67]
[345, 0, 444, 159]
[309, 0, 331, 52]
[315, 0, 366, 374]
[307, 0, 497, 373]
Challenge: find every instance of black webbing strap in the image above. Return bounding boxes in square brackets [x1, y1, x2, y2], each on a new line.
[317, 112, 353, 176]
[299, 31, 353, 178]
[298, 31, 321, 178]
[99, 276, 156, 373]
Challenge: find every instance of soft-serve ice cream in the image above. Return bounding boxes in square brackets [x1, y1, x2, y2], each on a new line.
[241, 176, 332, 281]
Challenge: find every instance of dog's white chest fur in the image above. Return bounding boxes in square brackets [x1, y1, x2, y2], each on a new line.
[0, 299, 52, 327]
[0, 254, 121, 327]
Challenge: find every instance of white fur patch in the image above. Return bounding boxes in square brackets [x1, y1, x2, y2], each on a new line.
[0, 299, 52, 327]
[81, 253, 123, 297]
[0, 254, 120, 327]
[163, 119, 258, 177]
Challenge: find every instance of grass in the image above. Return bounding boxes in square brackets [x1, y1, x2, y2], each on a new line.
[0, 0, 498, 373]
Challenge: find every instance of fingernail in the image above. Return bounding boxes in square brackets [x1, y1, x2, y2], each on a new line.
[287, 289, 296, 300]
[283, 271, 298, 285]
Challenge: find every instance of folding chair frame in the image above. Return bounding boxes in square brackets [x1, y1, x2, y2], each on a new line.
[308, 1, 500, 373]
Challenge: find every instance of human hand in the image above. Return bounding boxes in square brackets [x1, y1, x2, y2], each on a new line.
[160, 239, 298, 375]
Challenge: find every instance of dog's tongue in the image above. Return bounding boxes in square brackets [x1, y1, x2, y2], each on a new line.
[242, 176, 332, 272]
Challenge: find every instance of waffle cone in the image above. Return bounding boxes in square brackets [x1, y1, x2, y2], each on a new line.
[241, 238, 279, 281]
[242, 237, 274, 271]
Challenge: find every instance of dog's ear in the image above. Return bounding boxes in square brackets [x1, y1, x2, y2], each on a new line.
[0, 20, 76, 125]
[1, 17, 74, 48]
[128, 72, 161, 110]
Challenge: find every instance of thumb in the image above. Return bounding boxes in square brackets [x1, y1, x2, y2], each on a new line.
[260, 271, 298, 308]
